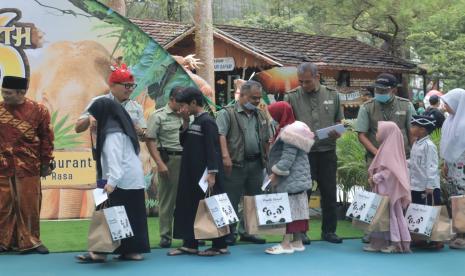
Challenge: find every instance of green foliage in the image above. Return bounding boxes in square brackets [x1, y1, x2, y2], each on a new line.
[51, 111, 83, 149]
[336, 130, 368, 203]
[145, 198, 159, 209]
[408, 1, 465, 91]
[217, 0, 465, 89]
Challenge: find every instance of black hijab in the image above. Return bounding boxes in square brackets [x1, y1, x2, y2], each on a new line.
[88, 97, 140, 179]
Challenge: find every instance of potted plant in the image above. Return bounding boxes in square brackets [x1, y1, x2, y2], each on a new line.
[336, 121, 368, 219]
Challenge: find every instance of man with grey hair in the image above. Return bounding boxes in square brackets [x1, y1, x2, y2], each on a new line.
[216, 80, 270, 245]
[285, 62, 344, 244]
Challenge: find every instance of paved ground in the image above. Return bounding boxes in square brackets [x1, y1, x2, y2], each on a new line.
[1, 239, 463, 276]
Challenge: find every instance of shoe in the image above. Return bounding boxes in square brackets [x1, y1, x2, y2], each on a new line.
[265, 244, 294, 255]
[159, 237, 171, 248]
[225, 233, 236, 246]
[301, 234, 311, 245]
[35, 245, 50, 254]
[363, 245, 380, 252]
[362, 234, 370, 244]
[239, 234, 266, 244]
[21, 245, 49, 255]
[321, 233, 343, 244]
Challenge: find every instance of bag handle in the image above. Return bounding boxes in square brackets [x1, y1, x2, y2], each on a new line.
[425, 192, 436, 206]
[204, 188, 212, 198]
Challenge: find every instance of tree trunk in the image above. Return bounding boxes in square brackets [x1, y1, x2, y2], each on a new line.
[167, 0, 176, 20]
[194, 0, 215, 103]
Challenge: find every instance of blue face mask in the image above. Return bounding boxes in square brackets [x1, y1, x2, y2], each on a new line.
[243, 102, 257, 111]
[374, 93, 392, 103]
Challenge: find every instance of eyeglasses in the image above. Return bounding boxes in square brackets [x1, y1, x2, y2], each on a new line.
[115, 83, 137, 89]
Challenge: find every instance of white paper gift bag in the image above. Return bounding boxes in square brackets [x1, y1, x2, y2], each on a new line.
[346, 190, 382, 224]
[405, 203, 440, 237]
[103, 206, 134, 241]
[255, 193, 292, 226]
[204, 193, 239, 228]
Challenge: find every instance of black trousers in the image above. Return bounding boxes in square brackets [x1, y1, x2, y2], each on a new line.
[411, 189, 442, 206]
[109, 188, 151, 254]
[308, 150, 338, 234]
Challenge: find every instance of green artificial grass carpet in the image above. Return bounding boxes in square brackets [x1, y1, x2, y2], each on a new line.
[40, 218, 363, 252]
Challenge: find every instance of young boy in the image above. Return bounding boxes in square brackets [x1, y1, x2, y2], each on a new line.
[409, 115, 442, 249]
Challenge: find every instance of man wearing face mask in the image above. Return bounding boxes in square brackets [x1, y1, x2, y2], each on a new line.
[216, 80, 270, 245]
[355, 73, 416, 166]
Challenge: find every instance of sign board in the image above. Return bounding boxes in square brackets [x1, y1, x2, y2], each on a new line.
[214, 57, 235, 71]
[41, 151, 96, 189]
[339, 91, 362, 102]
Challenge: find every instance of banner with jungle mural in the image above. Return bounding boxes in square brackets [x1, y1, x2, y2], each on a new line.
[0, 0, 199, 219]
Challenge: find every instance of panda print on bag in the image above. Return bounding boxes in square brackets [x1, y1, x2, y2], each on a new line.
[263, 206, 286, 225]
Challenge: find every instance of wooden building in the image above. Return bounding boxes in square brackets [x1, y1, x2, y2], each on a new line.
[132, 19, 424, 117]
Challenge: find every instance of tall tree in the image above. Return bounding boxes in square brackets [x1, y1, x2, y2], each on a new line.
[194, 0, 215, 102]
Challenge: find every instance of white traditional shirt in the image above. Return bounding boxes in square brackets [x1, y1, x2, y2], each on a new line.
[409, 135, 440, 191]
[80, 92, 147, 128]
[101, 132, 145, 190]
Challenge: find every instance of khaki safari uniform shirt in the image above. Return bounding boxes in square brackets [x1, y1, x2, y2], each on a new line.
[146, 104, 183, 152]
[284, 85, 343, 152]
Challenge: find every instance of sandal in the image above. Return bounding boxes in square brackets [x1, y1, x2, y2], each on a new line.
[197, 247, 230, 257]
[114, 254, 144, 261]
[291, 243, 305, 252]
[75, 253, 106, 263]
[265, 244, 294, 255]
[167, 247, 198, 256]
[363, 245, 380, 252]
[450, 238, 465, 249]
[380, 245, 401, 254]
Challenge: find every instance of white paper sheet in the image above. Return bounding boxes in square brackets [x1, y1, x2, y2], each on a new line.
[92, 188, 108, 206]
[198, 168, 209, 193]
[316, 124, 346, 140]
[261, 176, 271, 191]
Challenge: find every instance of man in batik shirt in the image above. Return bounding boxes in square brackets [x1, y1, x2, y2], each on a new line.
[0, 76, 54, 254]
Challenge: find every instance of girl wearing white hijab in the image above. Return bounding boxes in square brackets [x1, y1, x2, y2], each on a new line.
[440, 88, 465, 249]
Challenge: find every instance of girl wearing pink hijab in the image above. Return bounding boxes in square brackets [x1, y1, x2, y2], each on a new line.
[364, 121, 411, 253]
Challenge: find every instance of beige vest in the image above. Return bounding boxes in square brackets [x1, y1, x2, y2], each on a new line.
[224, 103, 269, 167]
